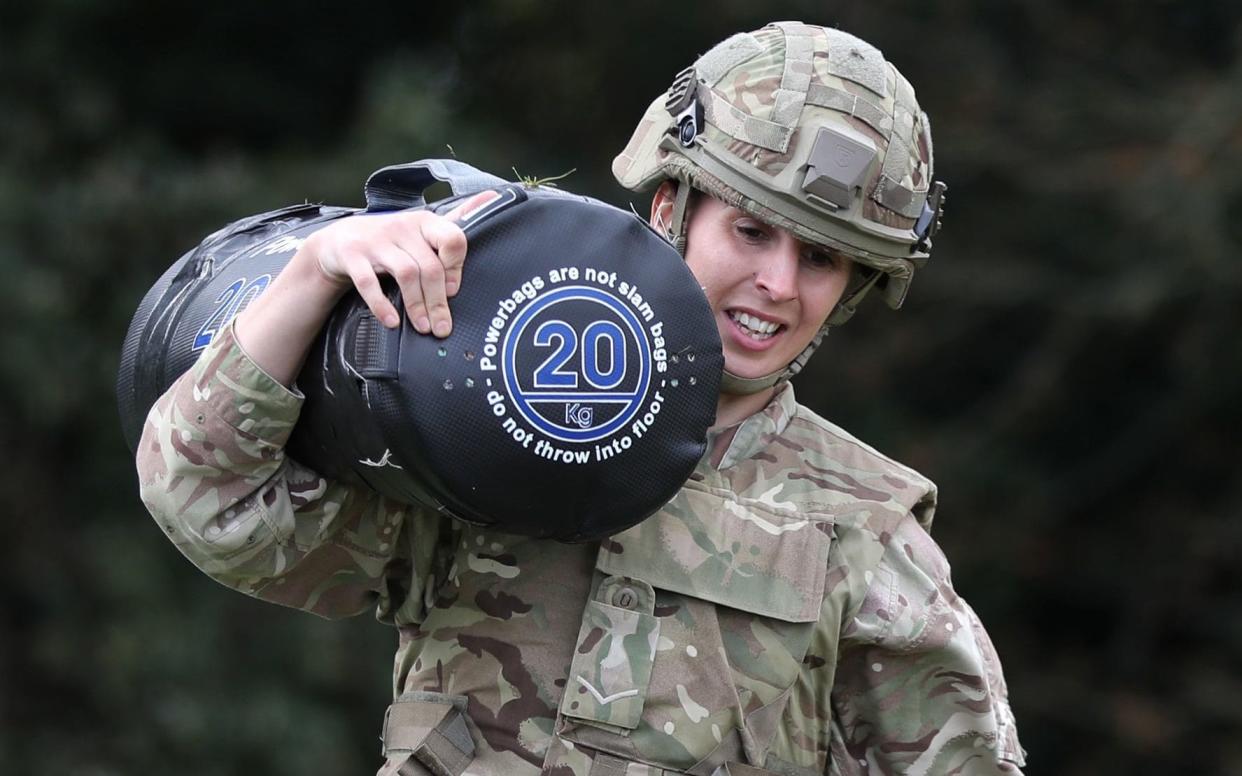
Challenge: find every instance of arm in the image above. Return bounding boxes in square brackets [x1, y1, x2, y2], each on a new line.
[829, 515, 1026, 775]
[136, 191, 497, 620]
[137, 323, 437, 620]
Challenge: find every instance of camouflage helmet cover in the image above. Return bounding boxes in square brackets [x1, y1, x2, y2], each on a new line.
[613, 22, 945, 325]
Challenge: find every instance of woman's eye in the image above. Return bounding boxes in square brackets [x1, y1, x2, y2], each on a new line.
[804, 250, 841, 270]
[735, 222, 767, 241]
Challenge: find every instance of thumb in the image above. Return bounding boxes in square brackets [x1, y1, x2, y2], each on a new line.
[444, 189, 502, 223]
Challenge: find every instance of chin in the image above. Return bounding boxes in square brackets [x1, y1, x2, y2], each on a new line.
[722, 355, 787, 380]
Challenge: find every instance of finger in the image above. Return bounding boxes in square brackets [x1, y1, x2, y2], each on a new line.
[342, 253, 400, 328]
[438, 191, 500, 299]
[417, 217, 467, 309]
[408, 221, 454, 337]
[372, 245, 431, 334]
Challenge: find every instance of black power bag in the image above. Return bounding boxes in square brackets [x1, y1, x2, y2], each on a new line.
[118, 160, 722, 541]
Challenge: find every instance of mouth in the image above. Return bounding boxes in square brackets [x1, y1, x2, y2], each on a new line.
[726, 309, 784, 342]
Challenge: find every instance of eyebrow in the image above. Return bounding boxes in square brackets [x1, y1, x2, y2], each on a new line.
[728, 208, 772, 227]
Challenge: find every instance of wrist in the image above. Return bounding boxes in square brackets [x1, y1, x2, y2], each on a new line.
[289, 239, 352, 302]
[233, 246, 353, 385]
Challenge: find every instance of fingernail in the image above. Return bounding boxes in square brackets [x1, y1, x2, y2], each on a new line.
[415, 316, 431, 333]
[446, 280, 459, 296]
[384, 313, 399, 328]
[432, 320, 451, 338]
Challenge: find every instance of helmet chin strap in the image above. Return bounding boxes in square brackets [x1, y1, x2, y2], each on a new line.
[719, 269, 882, 393]
[665, 181, 692, 255]
[718, 325, 829, 395]
[719, 358, 804, 395]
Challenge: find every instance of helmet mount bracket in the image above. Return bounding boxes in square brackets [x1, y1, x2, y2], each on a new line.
[666, 67, 704, 149]
[914, 181, 947, 254]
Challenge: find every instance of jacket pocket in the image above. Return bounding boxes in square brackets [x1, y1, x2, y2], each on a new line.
[560, 577, 660, 731]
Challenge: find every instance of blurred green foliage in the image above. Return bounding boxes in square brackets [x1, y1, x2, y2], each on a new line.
[3, 1, 1241, 773]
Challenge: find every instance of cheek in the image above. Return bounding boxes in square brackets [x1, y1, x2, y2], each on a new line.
[829, 274, 852, 308]
[803, 273, 851, 322]
[684, 260, 727, 310]
[702, 284, 728, 317]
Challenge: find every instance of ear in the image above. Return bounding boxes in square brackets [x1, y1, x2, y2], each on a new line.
[649, 180, 678, 235]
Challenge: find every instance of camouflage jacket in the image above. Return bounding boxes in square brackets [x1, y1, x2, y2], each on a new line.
[138, 324, 1025, 775]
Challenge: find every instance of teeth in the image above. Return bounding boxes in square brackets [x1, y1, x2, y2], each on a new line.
[728, 311, 780, 339]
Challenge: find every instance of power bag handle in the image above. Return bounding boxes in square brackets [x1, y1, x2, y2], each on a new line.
[364, 159, 510, 212]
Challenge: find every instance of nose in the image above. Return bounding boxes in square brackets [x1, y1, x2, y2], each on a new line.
[753, 242, 800, 302]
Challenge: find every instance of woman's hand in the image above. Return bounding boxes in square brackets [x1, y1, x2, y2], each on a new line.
[234, 189, 499, 386]
[305, 189, 500, 336]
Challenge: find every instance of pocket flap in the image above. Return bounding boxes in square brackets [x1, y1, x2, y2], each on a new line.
[597, 482, 832, 622]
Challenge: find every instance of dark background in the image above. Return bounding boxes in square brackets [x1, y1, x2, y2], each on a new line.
[3, 1, 1240, 773]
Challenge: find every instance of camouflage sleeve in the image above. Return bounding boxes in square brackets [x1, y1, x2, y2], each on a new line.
[830, 514, 1027, 775]
[136, 322, 442, 623]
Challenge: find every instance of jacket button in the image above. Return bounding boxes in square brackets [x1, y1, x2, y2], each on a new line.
[613, 587, 638, 609]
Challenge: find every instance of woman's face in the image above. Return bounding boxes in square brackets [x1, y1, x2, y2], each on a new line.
[678, 195, 854, 380]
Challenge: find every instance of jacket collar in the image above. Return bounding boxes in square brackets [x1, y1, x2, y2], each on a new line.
[710, 382, 798, 471]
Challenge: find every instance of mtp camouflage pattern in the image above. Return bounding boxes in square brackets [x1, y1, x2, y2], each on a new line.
[138, 324, 1025, 775]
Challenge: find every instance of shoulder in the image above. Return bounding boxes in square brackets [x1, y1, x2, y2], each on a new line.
[776, 399, 938, 531]
[711, 390, 944, 619]
[753, 399, 942, 628]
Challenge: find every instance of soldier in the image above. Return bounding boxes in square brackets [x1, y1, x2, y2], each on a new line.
[137, 22, 1025, 776]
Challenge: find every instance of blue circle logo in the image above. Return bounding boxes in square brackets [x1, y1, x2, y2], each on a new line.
[502, 286, 652, 443]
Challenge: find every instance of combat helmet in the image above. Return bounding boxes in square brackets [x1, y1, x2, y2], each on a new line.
[614, 21, 946, 393]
